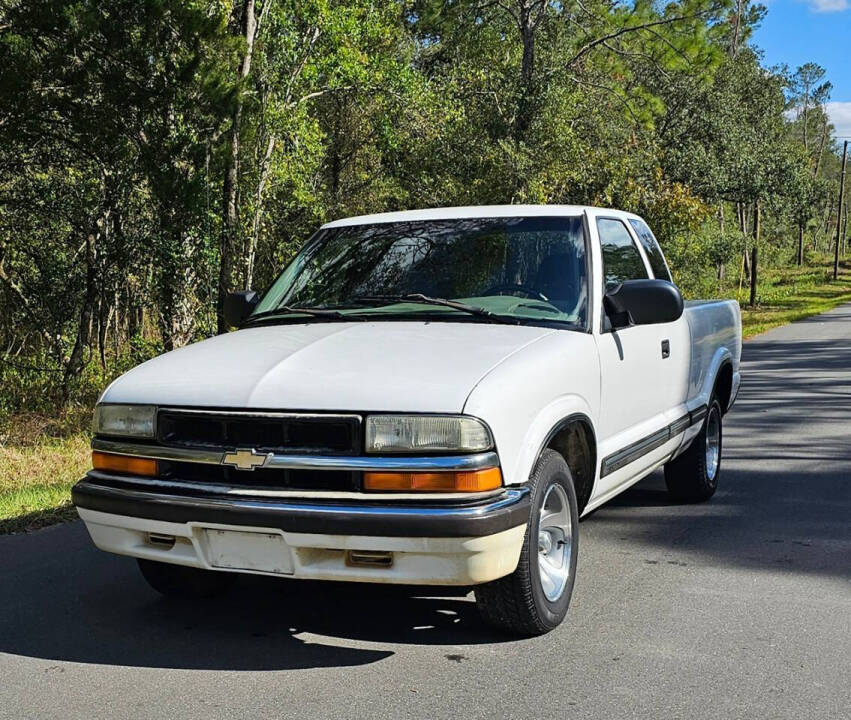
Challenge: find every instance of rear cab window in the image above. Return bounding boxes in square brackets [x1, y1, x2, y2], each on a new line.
[627, 218, 672, 283]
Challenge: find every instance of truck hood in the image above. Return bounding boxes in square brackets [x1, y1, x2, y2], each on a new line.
[101, 322, 554, 413]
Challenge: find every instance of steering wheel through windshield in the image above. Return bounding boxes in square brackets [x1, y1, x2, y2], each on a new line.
[482, 284, 549, 302]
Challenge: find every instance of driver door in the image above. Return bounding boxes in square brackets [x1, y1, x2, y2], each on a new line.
[591, 214, 680, 497]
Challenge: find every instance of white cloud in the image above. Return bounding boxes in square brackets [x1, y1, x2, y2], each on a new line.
[826, 102, 851, 140]
[807, 0, 849, 12]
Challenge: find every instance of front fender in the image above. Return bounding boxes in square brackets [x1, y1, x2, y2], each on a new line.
[462, 331, 601, 489]
[508, 396, 597, 490]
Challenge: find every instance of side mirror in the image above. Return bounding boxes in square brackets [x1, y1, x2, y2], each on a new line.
[223, 290, 259, 329]
[603, 279, 683, 330]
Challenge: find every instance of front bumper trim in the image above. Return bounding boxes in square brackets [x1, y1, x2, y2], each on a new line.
[72, 476, 531, 538]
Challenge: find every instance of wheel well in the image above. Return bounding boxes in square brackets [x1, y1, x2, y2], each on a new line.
[545, 418, 596, 514]
[715, 362, 733, 414]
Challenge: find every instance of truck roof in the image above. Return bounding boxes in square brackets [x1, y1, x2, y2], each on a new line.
[321, 205, 639, 228]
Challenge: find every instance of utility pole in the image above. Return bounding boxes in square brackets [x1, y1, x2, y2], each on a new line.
[834, 140, 848, 280]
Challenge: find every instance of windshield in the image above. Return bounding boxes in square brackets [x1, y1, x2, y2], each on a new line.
[253, 216, 588, 327]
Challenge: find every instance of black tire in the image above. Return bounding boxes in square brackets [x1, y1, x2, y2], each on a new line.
[475, 449, 579, 637]
[664, 397, 723, 503]
[137, 559, 236, 598]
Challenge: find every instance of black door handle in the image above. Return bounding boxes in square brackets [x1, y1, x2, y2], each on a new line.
[661, 339, 670, 359]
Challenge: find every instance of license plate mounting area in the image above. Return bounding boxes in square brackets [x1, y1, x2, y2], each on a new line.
[201, 528, 294, 575]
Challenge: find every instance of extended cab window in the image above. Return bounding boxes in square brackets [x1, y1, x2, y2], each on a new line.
[597, 218, 649, 291]
[254, 216, 589, 328]
[628, 218, 672, 282]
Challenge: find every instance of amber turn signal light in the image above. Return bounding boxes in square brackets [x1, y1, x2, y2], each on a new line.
[92, 451, 158, 477]
[363, 467, 502, 492]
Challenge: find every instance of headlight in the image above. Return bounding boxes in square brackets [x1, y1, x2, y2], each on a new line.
[365, 415, 493, 454]
[94, 404, 156, 438]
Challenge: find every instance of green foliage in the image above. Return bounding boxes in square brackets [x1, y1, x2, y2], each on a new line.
[666, 219, 747, 297]
[1, 0, 848, 415]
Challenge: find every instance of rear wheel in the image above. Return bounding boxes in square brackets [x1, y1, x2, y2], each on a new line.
[137, 559, 236, 598]
[475, 449, 579, 636]
[664, 397, 723, 503]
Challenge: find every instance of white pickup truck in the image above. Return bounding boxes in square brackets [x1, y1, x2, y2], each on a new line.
[73, 205, 741, 635]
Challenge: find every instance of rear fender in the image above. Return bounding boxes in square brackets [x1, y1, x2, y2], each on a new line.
[675, 348, 733, 455]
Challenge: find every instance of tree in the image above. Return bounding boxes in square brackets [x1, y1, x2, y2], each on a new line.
[0, 0, 232, 397]
[0, 0, 844, 414]
[787, 63, 832, 157]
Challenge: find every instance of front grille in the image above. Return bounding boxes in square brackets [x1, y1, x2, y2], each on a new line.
[157, 409, 361, 456]
[160, 461, 360, 492]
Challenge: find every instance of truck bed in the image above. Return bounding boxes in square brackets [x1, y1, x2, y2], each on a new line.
[684, 299, 742, 410]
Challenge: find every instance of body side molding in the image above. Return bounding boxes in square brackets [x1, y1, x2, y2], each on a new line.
[600, 404, 707, 478]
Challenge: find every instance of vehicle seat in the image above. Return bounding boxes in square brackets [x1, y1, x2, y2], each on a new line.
[534, 253, 577, 307]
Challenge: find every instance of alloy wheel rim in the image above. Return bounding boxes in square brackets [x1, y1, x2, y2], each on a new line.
[705, 406, 721, 481]
[537, 484, 572, 602]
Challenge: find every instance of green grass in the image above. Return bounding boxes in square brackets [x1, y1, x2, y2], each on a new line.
[2, 259, 851, 534]
[0, 413, 91, 534]
[734, 260, 851, 339]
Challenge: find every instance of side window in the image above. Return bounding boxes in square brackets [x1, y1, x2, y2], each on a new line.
[628, 218, 672, 282]
[597, 218, 649, 291]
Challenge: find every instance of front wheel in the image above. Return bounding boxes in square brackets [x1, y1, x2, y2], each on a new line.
[475, 449, 579, 636]
[664, 397, 723, 503]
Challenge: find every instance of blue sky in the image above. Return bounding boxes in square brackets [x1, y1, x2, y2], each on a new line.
[752, 0, 851, 137]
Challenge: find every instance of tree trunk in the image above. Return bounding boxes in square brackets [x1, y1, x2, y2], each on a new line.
[737, 203, 750, 278]
[245, 133, 275, 290]
[803, 88, 809, 155]
[217, 0, 258, 333]
[113, 289, 120, 360]
[156, 208, 194, 353]
[812, 117, 827, 179]
[729, 0, 744, 56]
[329, 96, 342, 208]
[749, 200, 760, 307]
[813, 204, 830, 251]
[127, 270, 146, 340]
[514, 4, 537, 144]
[834, 140, 848, 280]
[98, 293, 109, 369]
[717, 204, 724, 285]
[797, 221, 804, 266]
[63, 225, 99, 399]
[813, 203, 832, 252]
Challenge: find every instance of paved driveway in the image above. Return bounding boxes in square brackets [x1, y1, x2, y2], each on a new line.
[2, 306, 850, 719]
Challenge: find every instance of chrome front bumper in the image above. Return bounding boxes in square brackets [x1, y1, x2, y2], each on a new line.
[72, 472, 531, 585]
[72, 473, 530, 538]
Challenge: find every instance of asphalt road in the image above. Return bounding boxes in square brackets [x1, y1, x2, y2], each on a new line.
[2, 306, 850, 720]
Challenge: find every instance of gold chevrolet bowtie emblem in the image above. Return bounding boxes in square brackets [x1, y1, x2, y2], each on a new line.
[221, 448, 270, 471]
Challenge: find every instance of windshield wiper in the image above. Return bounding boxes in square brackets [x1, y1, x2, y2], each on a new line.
[242, 305, 363, 325]
[351, 293, 518, 323]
